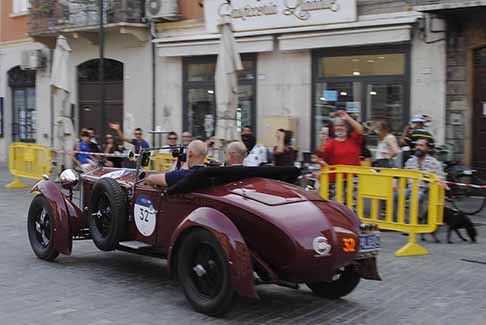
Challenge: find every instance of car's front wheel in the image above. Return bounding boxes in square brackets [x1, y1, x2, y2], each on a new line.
[27, 195, 59, 261]
[88, 178, 127, 251]
[306, 266, 361, 299]
[177, 229, 235, 316]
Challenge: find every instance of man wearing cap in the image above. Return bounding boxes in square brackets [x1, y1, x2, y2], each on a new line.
[400, 114, 434, 165]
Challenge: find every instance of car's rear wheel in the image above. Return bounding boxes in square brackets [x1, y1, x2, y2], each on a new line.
[88, 178, 127, 251]
[177, 229, 235, 316]
[27, 195, 59, 261]
[306, 266, 361, 299]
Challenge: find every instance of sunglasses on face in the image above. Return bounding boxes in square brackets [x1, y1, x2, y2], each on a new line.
[168, 137, 177, 140]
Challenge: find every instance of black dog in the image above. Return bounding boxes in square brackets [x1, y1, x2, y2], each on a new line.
[421, 207, 477, 244]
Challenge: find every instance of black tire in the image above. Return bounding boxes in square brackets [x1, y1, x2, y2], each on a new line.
[450, 175, 486, 215]
[177, 229, 235, 317]
[27, 195, 59, 261]
[88, 178, 127, 251]
[306, 266, 361, 299]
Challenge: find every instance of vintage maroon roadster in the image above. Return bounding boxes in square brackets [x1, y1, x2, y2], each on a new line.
[27, 150, 380, 316]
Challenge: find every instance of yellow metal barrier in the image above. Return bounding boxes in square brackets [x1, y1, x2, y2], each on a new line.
[320, 165, 445, 257]
[151, 153, 177, 173]
[6, 143, 52, 189]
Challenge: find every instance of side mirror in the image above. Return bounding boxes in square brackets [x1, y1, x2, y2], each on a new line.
[141, 151, 151, 167]
[59, 169, 79, 189]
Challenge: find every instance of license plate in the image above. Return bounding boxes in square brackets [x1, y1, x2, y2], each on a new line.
[359, 233, 380, 251]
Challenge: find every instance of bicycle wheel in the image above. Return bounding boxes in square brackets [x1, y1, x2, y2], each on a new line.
[450, 174, 486, 215]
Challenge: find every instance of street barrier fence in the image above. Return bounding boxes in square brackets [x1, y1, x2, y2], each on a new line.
[320, 165, 446, 257]
[151, 153, 177, 173]
[6, 143, 52, 189]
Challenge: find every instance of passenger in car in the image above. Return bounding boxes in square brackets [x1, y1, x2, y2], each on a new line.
[225, 141, 248, 166]
[145, 140, 207, 188]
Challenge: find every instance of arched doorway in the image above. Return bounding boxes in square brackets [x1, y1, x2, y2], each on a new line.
[8, 66, 36, 142]
[77, 59, 124, 137]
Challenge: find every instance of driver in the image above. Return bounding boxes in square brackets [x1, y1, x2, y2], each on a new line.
[145, 140, 207, 188]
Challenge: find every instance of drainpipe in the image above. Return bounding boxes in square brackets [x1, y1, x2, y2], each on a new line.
[150, 22, 157, 146]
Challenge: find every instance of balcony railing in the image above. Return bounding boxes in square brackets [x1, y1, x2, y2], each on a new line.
[29, 0, 145, 36]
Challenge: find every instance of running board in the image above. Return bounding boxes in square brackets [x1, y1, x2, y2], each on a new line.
[118, 241, 153, 250]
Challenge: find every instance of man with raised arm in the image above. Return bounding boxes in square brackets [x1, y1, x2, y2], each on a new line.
[145, 140, 207, 188]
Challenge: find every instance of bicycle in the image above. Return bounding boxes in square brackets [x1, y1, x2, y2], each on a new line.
[436, 145, 486, 215]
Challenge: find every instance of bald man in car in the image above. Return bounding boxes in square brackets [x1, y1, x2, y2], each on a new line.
[226, 141, 248, 166]
[145, 140, 208, 188]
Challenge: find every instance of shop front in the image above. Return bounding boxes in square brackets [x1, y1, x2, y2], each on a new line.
[155, 0, 445, 153]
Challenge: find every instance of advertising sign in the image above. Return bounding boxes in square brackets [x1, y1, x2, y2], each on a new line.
[205, 0, 357, 33]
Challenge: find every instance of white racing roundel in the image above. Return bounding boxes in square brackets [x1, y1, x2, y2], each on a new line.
[134, 195, 156, 237]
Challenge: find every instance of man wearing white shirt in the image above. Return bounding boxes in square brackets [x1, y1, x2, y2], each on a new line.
[241, 132, 268, 166]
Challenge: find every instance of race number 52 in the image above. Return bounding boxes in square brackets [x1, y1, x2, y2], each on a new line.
[342, 238, 356, 253]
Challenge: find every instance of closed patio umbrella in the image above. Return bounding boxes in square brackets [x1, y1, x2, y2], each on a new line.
[50, 35, 75, 169]
[215, 14, 243, 143]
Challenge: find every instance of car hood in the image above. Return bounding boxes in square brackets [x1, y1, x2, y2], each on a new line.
[224, 178, 322, 206]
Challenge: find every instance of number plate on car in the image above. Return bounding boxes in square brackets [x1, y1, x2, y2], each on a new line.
[359, 233, 380, 251]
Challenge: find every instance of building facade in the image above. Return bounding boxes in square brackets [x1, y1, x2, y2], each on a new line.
[0, 0, 48, 161]
[414, 0, 486, 176]
[0, 0, 150, 162]
[2, 0, 458, 166]
[153, 0, 447, 154]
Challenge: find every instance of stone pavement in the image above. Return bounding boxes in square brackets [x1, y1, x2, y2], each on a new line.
[0, 166, 486, 325]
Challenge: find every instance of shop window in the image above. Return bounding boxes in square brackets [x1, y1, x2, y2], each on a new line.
[8, 66, 36, 143]
[183, 56, 256, 139]
[313, 48, 409, 150]
[12, 0, 30, 14]
[318, 54, 405, 78]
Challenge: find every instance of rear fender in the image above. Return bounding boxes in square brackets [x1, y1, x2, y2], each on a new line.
[168, 207, 257, 298]
[31, 180, 73, 255]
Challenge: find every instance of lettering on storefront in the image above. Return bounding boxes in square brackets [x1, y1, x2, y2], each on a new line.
[205, 0, 357, 33]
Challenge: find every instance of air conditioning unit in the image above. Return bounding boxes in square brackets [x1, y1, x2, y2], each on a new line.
[21, 49, 47, 70]
[145, 0, 181, 21]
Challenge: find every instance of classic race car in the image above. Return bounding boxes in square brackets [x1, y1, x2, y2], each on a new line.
[27, 149, 381, 316]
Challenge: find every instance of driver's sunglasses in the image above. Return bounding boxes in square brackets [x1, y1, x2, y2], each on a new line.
[168, 137, 177, 140]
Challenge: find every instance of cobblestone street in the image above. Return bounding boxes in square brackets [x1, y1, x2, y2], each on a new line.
[1, 167, 486, 325]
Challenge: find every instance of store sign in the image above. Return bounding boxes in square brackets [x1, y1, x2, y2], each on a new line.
[205, 0, 357, 33]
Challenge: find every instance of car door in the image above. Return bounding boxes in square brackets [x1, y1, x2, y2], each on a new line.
[156, 192, 199, 253]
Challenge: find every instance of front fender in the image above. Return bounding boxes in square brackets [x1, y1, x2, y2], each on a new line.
[168, 207, 257, 299]
[31, 180, 72, 255]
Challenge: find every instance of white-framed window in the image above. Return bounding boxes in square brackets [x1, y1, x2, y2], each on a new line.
[12, 0, 30, 14]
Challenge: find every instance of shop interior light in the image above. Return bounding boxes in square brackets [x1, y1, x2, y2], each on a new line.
[208, 90, 214, 94]
[370, 91, 377, 95]
[320, 97, 327, 101]
[353, 71, 361, 76]
[340, 92, 348, 96]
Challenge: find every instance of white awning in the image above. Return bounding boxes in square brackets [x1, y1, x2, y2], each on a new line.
[278, 25, 412, 51]
[157, 35, 273, 57]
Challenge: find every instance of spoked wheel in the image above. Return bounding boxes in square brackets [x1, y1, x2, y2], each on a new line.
[306, 266, 361, 299]
[449, 175, 486, 215]
[177, 229, 234, 316]
[93, 194, 113, 238]
[27, 195, 59, 261]
[88, 178, 127, 251]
